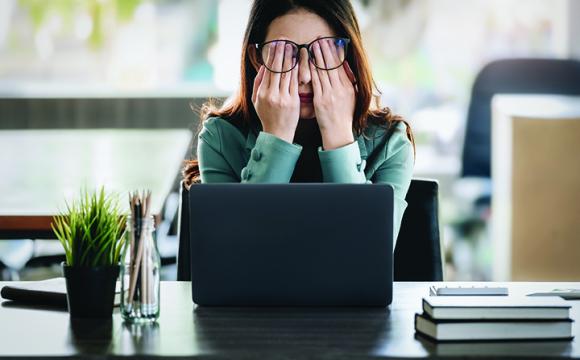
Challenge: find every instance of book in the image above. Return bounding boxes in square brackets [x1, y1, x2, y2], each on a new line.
[415, 313, 573, 342]
[416, 335, 572, 355]
[0, 277, 120, 309]
[423, 296, 571, 320]
[429, 285, 508, 296]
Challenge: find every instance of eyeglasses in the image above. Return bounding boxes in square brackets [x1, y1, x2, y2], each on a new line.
[253, 36, 350, 73]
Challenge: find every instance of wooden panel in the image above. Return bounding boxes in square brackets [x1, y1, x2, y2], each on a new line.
[511, 117, 580, 280]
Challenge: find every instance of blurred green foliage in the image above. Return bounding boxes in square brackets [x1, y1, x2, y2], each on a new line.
[18, 0, 143, 49]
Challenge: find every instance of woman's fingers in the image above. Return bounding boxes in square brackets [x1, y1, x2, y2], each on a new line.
[312, 41, 331, 92]
[343, 61, 358, 92]
[280, 44, 293, 93]
[343, 61, 356, 84]
[334, 45, 352, 87]
[337, 41, 346, 66]
[267, 41, 285, 91]
[320, 39, 341, 86]
[252, 65, 266, 103]
[262, 44, 274, 89]
[336, 60, 353, 88]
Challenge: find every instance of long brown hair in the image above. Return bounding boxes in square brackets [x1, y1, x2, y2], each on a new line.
[184, 0, 414, 187]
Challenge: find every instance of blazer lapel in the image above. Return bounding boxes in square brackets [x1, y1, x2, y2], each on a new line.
[357, 135, 368, 160]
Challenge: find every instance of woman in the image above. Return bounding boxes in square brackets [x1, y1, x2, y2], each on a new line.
[185, 0, 415, 243]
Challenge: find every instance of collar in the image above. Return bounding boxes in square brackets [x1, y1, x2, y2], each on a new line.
[244, 122, 368, 160]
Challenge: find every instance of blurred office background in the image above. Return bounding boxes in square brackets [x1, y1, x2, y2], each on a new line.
[1, 0, 579, 281]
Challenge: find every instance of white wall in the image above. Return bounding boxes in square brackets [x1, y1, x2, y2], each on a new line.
[569, 0, 580, 59]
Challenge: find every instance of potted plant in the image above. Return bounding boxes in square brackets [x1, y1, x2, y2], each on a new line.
[52, 187, 126, 318]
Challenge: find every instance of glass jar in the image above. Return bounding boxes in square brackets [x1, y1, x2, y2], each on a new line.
[120, 215, 160, 322]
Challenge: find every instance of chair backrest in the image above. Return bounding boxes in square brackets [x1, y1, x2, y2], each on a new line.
[177, 181, 192, 281]
[177, 179, 443, 282]
[394, 179, 443, 281]
[462, 58, 580, 178]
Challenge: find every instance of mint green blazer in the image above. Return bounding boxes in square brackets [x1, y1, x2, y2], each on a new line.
[196, 117, 415, 248]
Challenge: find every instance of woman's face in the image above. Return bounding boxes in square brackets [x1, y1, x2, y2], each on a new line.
[263, 8, 337, 120]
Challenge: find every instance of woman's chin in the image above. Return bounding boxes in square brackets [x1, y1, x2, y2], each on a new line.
[299, 106, 315, 120]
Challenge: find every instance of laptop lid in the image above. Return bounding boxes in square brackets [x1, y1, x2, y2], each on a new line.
[188, 183, 393, 307]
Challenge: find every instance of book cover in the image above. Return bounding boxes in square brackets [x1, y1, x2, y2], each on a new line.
[414, 313, 574, 342]
[423, 296, 571, 320]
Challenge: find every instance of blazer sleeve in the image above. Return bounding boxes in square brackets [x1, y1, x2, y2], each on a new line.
[317, 122, 414, 248]
[197, 118, 303, 183]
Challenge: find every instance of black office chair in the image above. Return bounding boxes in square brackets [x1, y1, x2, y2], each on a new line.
[0, 260, 7, 281]
[462, 58, 580, 179]
[177, 181, 192, 282]
[394, 179, 443, 281]
[177, 179, 443, 282]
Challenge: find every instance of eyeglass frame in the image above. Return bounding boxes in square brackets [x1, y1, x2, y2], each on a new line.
[252, 36, 351, 73]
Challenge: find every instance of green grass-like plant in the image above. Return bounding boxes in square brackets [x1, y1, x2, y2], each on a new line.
[52, 187, 127, 267]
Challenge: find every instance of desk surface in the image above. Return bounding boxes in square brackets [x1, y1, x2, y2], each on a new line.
[0, 281, 579, 359]
[0, 129, 192, 239]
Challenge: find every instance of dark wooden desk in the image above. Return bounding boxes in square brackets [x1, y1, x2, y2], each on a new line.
[0, 130, 192, 239]
[0, 281, 578, 359]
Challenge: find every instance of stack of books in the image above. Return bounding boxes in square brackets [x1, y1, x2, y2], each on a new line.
[415, 296, 574, 341]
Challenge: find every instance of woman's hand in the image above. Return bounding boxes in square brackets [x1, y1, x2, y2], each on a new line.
[310, 38, 357, 150]
[251, 41, 300, 144]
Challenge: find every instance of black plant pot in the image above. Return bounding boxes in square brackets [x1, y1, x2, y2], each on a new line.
[62, 263, 120, 319]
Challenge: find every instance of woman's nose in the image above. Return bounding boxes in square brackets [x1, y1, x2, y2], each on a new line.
[297, 48, 311, 85]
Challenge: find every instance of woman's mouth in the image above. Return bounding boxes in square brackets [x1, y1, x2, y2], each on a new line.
[299, 93, 313, 104]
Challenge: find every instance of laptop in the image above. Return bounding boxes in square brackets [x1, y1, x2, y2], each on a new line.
[188, 183, 394, 307]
